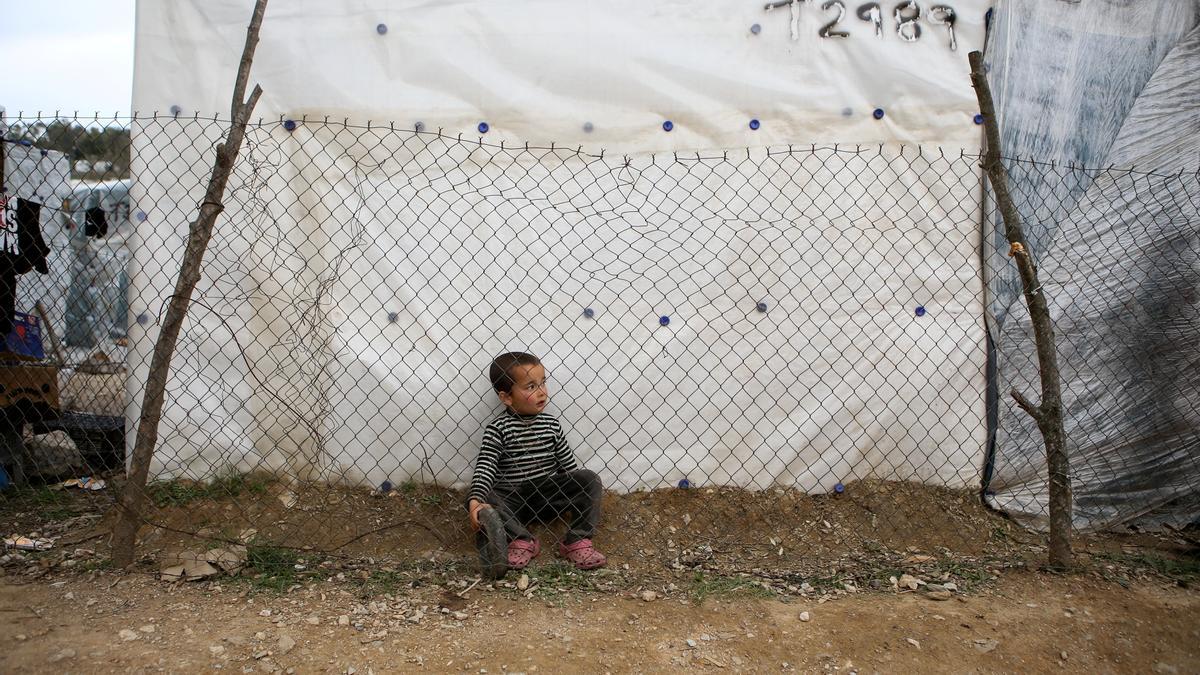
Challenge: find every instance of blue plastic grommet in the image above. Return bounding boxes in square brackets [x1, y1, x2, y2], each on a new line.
[659, 315, 671, 326]
[749, 119, 761, 130]
[477, 122, 489, 134]
[915, 305, 927, 317]
[283, 119, 297, 131]
[135, 210, 147, 222]
[583, 307, 595, 319]
[137, 313, 150, 325]
[376, 23, 388, 35]
[17, 139, 32, 147]
[662, 120, 674, 132]
[414, 121, 426, 132]
[387, 311, 399, 323]
[973, 113, 984, 125]
[756, 301, 768, 313]
[750, 23, 762, 34]
[678, 478, 691, 489]
[583, 122, 594, 133]
[873, 108, 885, 120]
[170, 105, 182, 116]
[40, 149, 48, 157]
[380, 480, 393, 493]
[834, 482, 845, 494]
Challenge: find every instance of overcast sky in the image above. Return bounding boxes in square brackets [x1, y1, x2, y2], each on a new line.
[0, 0, 135, 118]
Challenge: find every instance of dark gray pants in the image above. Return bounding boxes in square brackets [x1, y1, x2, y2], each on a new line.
[474, 469, 603, 549]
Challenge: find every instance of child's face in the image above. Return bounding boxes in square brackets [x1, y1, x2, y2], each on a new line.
[499, 364, 548, 415]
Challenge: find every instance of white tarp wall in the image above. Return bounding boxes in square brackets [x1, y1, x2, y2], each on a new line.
[129, 0, 989, 491]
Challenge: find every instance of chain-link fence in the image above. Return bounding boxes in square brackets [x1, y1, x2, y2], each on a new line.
[1, 115, 1197, 584]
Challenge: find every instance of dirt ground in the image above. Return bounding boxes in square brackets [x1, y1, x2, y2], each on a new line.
[2, 565, 1198, 674]
[3, 478, 1199, 672]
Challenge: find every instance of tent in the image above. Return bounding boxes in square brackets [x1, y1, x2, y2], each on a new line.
[125, 0, 1198, 530]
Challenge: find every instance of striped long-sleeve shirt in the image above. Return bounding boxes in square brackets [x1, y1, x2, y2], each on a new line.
[468, 411, 578, 502]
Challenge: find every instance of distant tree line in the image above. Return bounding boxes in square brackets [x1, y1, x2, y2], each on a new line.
[4, 119, 131, 180]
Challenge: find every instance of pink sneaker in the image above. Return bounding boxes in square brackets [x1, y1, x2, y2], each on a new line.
[507, 538, 540, 569]
[559, 538, 607, 570]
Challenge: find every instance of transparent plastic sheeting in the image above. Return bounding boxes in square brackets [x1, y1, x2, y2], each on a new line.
[128, 0, 990, 491]
[985, 1, 1200, 530]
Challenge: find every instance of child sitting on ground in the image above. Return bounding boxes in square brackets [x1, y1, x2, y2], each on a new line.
[467, 351, 607, 579]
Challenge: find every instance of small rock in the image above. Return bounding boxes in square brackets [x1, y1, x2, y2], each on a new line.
[140, 624, 156, 633]
[306, 616, 321, 625]
[338, 615, 350, 626]
[943, 582, 958, 592]
[686, 639, 697, 648]
[209, 645, 226, 657]
[48, 648, 76, 663]
[517, 574, 530, 591]
[799, 611, 811, 622]
[253, 650, 269, 660]
[119, 629, 139, 642]
[1152, 664, 1179, 675]
[452, 611, 469, 621]
[277, 635, 296, 655]
[254, 632, 267, 641]
[259, 609, 272, 617]
[640, 591, 658, 602]
[925, 589, 952, 602]
[906, 638, 920, 649]
[63, 592, 74, 600]
[973, 638, 999, 654]
[898, 574, 922, 591]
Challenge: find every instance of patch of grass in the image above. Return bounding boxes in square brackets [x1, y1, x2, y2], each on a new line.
[77, 557, 114, 573]
[1094, 551, 1200, 583]
[419, 492, 444, 506]
[688, 572, 775, 603]
[521, 562, 604, 602]
[243, 544, 301, 592]
[3, 485, 77, 520]
[147, 469, 273, 507]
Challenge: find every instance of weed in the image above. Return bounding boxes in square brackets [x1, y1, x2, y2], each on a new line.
[688, 572, 775, 603]
[3, 485, 77, 520]
[77, 557, 114, 573]
[419, 492, 444, 506]
[1094, 551, 1200, 583]
[147, 470, 274, 507]
[243, 544, 301, 592]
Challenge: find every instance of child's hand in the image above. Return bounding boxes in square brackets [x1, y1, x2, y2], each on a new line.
[468, 499, 492, 531]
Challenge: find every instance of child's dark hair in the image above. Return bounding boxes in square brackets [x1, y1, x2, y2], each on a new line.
[489, 352, 542, 393]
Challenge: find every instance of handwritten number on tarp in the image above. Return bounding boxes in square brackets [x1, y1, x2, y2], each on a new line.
[765, 0, 951, 44]
[820, 1, 850, 38]
[856, 2, 883, 36]
[894, 0, 921, 42]
[929, 5, 956, 50]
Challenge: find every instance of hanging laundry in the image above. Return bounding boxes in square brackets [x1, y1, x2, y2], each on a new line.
[0, 197, 51, 338]
[84, 206, 109, 238]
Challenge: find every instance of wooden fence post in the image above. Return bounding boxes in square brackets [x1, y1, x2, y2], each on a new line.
[969, 50, 1073, 568]
[111, 0, 269, 568]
